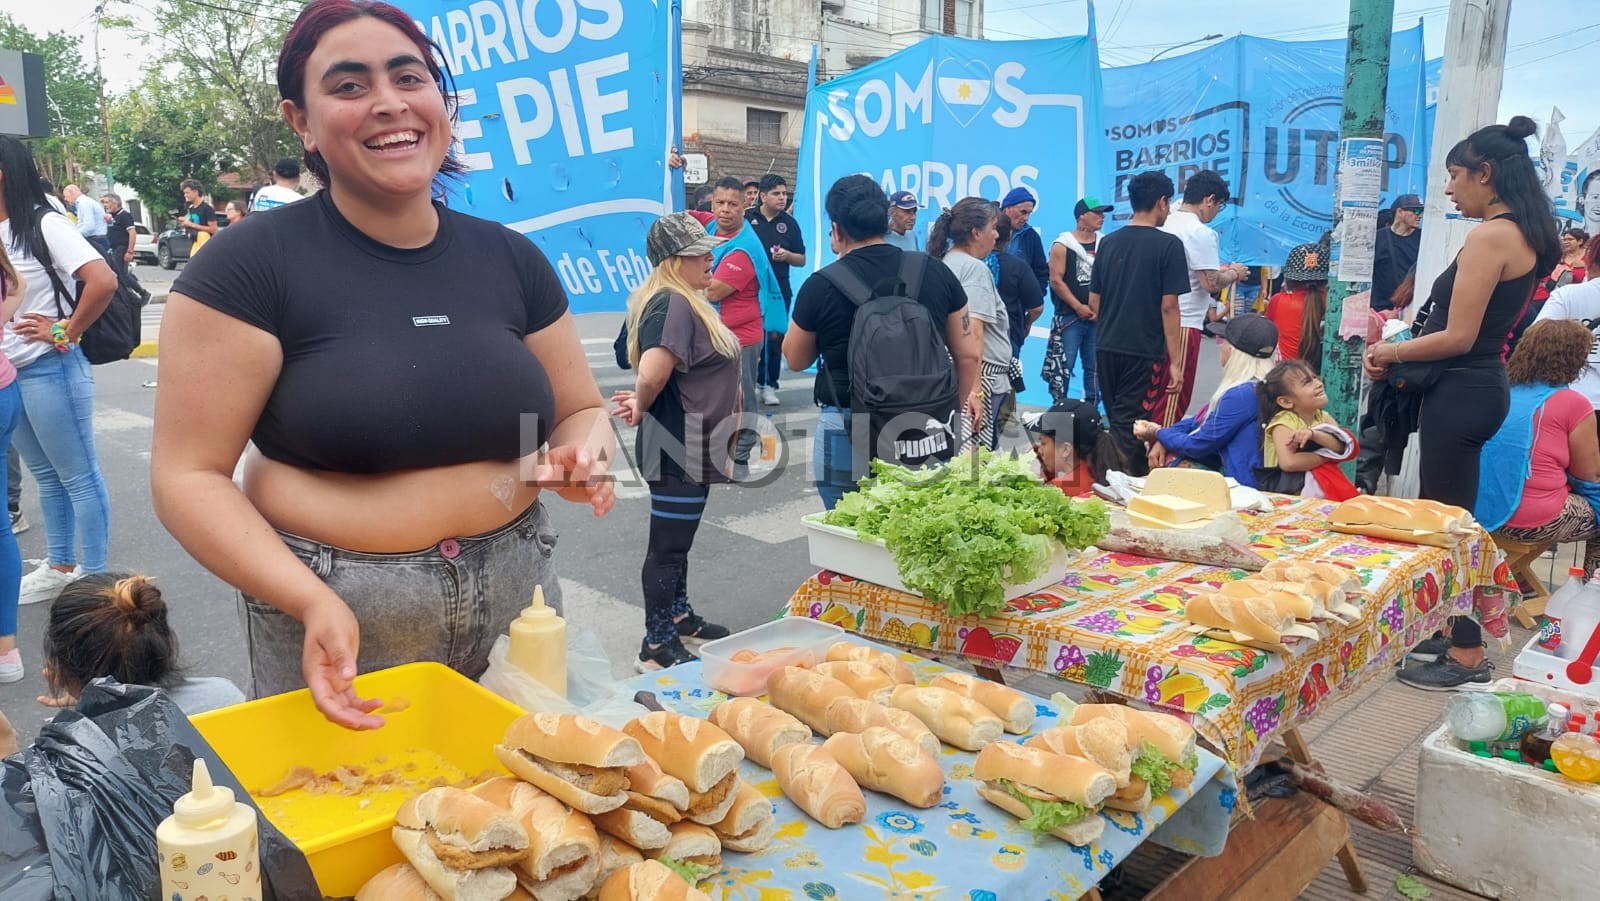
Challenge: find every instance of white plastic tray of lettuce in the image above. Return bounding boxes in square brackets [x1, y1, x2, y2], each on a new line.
[822, 451, 1109, 617]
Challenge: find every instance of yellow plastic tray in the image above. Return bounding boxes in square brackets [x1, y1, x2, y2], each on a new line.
[190, 662, 525, 897]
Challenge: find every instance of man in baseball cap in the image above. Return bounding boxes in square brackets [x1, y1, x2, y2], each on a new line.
[885, 190, 922, 251]
[1073, 197, 1113, 219]
[1044, 195, 1116, 406]
[1373, 193, 1423, 311]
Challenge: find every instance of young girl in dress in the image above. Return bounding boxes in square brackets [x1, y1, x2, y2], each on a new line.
[1255, 360, 1359, 499]
[1023, 400, 1128, 497]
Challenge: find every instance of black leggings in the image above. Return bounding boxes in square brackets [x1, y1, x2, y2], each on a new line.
[642, 471, 711, 646]
[1418, 366, 1509, 511]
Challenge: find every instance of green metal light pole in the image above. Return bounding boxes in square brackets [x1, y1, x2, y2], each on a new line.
[1322, 0, 1395, 472]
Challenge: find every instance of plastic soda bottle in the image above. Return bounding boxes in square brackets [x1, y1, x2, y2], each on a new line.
[761, 413, 778, 461]
[1551, 720, 1600, 783]
[1445, 691, 1549, 742]
[1539, 567, 1588, 652]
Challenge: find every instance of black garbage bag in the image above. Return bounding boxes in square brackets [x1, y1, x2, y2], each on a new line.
[0, 678, 320, 901]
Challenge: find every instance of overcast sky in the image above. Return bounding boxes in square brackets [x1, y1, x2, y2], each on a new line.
[18, 1, 1600, 148]
[986, 0, 1600, 146]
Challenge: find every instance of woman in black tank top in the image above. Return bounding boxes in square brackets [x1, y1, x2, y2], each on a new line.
[1364, 117, 1560, 511]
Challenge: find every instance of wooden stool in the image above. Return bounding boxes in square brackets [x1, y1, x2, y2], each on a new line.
[1492, 535, 1556, 629]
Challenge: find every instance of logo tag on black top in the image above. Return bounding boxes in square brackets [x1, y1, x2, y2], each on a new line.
[412, 315, 451, 327]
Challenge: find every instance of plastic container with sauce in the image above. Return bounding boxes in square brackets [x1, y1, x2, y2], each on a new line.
[157, 758, 261, 901]
[700, 618, 844, 696]
[1552, 720, 1600, 783]
[509, 584, 567, 697]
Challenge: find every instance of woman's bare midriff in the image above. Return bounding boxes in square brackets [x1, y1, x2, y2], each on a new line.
[241, 449, 544, 553]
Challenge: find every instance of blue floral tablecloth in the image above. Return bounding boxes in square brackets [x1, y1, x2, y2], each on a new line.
[623, 650, 1231, 901]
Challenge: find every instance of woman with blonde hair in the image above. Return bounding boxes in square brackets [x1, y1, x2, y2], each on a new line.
[612, 213, 741, 671]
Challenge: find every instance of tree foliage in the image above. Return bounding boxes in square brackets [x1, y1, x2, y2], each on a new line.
[0, 13, 102, 186]
[109, 73, 240, 224]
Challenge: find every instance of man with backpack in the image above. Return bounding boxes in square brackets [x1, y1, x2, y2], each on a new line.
[783, 176, 979, 509]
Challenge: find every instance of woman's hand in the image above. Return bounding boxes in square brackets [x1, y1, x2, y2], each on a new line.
[301, 598, 384, 730]
[13, 312, 63, 345]
[1363, 346, 1391, 381]
[1147, 441, 1168, 471]
[36, 692, 78, 708]
[1133, 420, 1160, 442]
[610, 390, 642, 427]
[532, 445, 615, 518]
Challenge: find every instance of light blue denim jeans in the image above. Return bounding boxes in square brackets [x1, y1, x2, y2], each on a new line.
[239, 501, 561, 698]
[13, 348, 110, 572]
[0, 383, 22, 637]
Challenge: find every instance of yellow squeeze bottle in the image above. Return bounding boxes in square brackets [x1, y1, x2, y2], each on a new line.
[157, 758, 261, 901]
[509, 584, 568, 697]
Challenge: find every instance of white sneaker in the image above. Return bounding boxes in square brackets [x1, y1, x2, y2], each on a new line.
[0, 649, 21, 683]
[18, 563, 83, 607]
[760, 386, 780, 406]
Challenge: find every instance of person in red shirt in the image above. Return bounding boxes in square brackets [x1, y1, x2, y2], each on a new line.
[1022, 400, 1128, 497]
[706, 177, 765, 468]
[1264, 242, 1328, 365]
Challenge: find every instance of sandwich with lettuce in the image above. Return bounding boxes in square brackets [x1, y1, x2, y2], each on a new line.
[973, 741, 1117, 845]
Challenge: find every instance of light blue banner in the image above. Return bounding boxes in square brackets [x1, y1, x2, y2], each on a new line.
[395, 0, 682, 314]
[796, 34, 1106, 269]
[1100, 26, 1429, 266]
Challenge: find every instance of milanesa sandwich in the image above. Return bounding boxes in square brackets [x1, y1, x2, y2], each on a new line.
[928, 672, 1035, 734]
[1259, 558, 1362, 618]
[710, 780, 776, 852]
[1329, 496, 1475, 547]
[1067, 704, 1199, 798]
[822, 727, 945, 808]
[824, 641, 917, 684]
[392, 786, 530, 901]
[811, 661, 898, 703]
[496, 714, 646, 815]
[766, 666, 858, 736]
[1024, 721, 1149, 810]
[708, 697, 811, 768]
[887, 684, 1004, 751]
[589, 757, 688, 850]
[646, 822, 722, 886]
[822, 697, 941, 758]
[470, 777, 599, 901]
[585, 834, 643, 898]
[972, 741, 1116, 846]
[357, 863, 444, 901]
[770, 742, 866, 829]
[621, 712, 744, 825]
[595, 860, 711, 901]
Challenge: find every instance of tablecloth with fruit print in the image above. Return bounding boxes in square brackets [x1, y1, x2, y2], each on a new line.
[786, 496, 1518, 774]
[626, 657, 1231, 901]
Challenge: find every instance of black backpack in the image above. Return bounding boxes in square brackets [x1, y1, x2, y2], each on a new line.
[819, 250, 960, 468]
[34, 208, 141, 364]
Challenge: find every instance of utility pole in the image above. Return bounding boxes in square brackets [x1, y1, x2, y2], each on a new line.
[93, 1, 113, 189]
[1321, 0, 1394, 471]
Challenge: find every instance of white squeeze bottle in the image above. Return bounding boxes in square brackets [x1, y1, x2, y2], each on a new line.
[157, 758, 261, 901]
[1557, 572, 1600, 662]
[1539, 567, 1588, 653]
[509, 584, 568, 697]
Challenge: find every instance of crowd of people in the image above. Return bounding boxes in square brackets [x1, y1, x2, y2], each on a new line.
[0, 0, 1590, 726]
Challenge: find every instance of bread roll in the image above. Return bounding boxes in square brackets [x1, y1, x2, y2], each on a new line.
[711, 782, 776, 853]
[770, 743, 866, 829]
[682, 771, 741, 826]
[973, 742, 1116, 845]
[766, 666, 857, 736]
[974, 785, 1105, 846]
[822, 728, 945, 808]
[590, 807, 671, 851]
[645, 821, 722, 872]
[928, 672, 1035, 734]
[393, 790, 526, 901]
[1025, 720, 1133, 787]
[358, 863, 443, 901]
[886, 685, 1003, 751]
[823, 698, 941, 758]
[824, 642, 917, 683]
[469, 778, 600, 887]
[811, 661, 897, 703]
[589, 834, 643, 893]
[622, 758, 689, 812]
[596, 860, 711, 901]
[1216, 580, 1321, 620]
[708, 697, 811, 768]
[1330, 496, 1474, 546]
[1183, 593, 1295, 644]
[497, 715, 645, 814]
[1066, 704, 1197, 776]
[622, 713, 743, 794]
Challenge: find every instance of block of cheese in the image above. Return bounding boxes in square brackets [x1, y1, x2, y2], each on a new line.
[1143, 468, 1231, 515]
[1128, 493, 1209, 526]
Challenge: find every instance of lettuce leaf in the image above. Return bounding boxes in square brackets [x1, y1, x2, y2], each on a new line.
[996, 779, 1090, 835]
[659, 857, 714, 885]
[821, 452, 1110, 618]
[1130, 741, 1175, 797]
[1182, 749, 1199, 773]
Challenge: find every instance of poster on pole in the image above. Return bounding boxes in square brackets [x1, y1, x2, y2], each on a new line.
[394, 0, 682, 313]
[1100, 26, 1428, 265]
[1332, 137, 1384, 282]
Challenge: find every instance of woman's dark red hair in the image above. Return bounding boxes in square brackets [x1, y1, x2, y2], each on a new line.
[277, 0, 466, 187]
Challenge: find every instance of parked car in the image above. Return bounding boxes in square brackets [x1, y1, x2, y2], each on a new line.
[132, 224, 157, 265]
[155, 214, 229, 269]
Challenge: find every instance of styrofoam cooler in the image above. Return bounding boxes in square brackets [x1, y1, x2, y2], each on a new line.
[801, 513, 1075, 600]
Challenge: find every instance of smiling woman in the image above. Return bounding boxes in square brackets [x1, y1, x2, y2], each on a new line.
[149, 0, 614, 730]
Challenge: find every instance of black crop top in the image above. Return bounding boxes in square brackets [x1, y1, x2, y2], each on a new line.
[1418, 214, 1537, 368]
[172, 191, 567, 474]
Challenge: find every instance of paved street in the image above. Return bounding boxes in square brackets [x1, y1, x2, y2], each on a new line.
[0, 301, 1221, 748]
